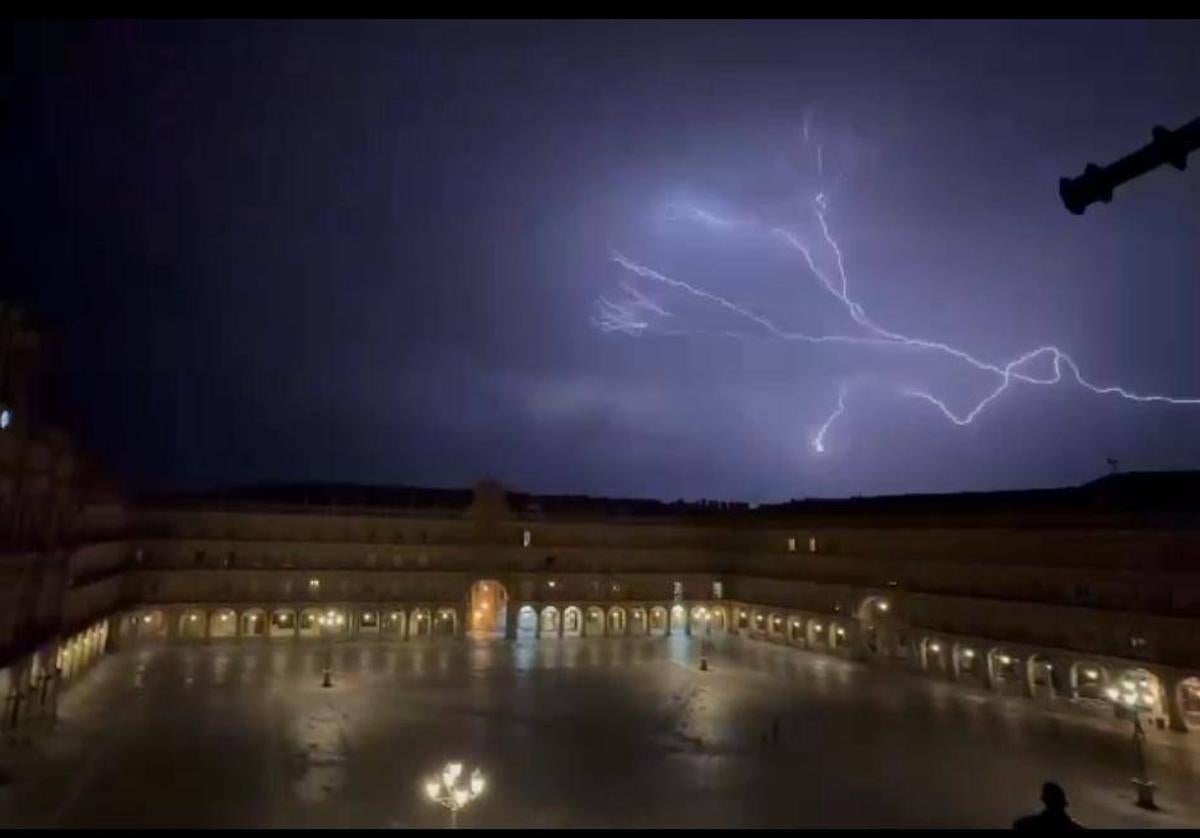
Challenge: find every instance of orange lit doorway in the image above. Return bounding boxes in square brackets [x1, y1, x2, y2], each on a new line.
[469, 580, 508, 636]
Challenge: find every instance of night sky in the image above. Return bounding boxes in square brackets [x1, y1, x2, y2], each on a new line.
[5, 20, 1200, 501]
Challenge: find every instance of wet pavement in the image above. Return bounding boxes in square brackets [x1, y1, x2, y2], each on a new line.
[2, 635, 1198, 828]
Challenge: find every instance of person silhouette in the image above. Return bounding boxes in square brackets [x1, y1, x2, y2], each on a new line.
[1013, 782, 1085, 830]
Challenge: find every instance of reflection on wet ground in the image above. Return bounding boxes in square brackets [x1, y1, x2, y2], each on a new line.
[2, 636, 1199, 828]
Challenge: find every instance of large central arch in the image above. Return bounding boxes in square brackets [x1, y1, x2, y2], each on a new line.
[468, 580, 508, 637]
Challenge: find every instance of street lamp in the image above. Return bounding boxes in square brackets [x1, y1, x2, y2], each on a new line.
[1105, 676, 1159, 809]
[424, 761, 485, 828]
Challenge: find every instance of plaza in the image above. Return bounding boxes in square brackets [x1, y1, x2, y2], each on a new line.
[3, 635, 1199, 829]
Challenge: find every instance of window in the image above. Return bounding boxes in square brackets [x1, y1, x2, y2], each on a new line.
[392, 554, 404, 568]
[522, 529, 532, 547]
[417, 554, 429, 568]
[365, 553, 377, 568]
[194, 550, 206, 566]
[672, 581, 683, 600]
[787, 538, 797, 552]
[545, 555, 555, 568]
[712, 581, 723, 599]
[308, 578, 321, 594]
[808, 537, 817, 553]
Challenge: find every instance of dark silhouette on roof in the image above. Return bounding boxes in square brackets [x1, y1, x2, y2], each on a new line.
[1060, 116, 1199, 214]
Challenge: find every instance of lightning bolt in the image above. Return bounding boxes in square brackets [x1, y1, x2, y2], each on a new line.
[813, 384, 848, 454]
[596, 123, 1200, 454]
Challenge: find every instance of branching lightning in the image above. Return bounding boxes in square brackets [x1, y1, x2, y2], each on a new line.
[595, 126, 1200, 455]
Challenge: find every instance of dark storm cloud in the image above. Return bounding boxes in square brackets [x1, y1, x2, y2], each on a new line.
[5, 20, 1199, 499]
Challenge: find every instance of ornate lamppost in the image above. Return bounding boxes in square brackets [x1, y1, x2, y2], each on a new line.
[424, 761, 486, 828]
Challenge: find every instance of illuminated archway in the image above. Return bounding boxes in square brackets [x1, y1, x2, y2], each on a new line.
[208, 608, 237, 639]
[517, 605, 538, 638]
[607, 607, 627, 636]
[270, 609, 297, 638]
[179, 609, 207, 639]
[629, 607, 647, 636]
[240, 608, 267, 638]
[648, 606, 668, 637]
[539, 606, 560, 637]
[585, 607, 605, 637]
[563, 606, 583, 637]
[468, 580, 507, 636]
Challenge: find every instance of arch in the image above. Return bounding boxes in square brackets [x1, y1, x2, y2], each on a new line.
[585, 606, 606, 637]
[1110, 668, 1164, 717]
[751, 610, 767, 635]
[269, 608, 297, 638]
[409, 608, 432, 638]
[768, 613, 785, 640]
[208, 608, 237, 639]
[1069, 661, 1109, 700]
[539, 606, 561, 637]
[669, 604, 687, 635]
[517, 605, 538, 638]
[787, 615, 805, 645]
[468, 580, 508, 637]
[240, 608, 267, 638]
[563, 606, 583, 637]
[920, 637, 949, 674]
[179, 608, 207, 640]
[986, 647, 1020, 691]
[381, 609, 406, 637]
[321, 608, 349, 637]
[299, 607, 323, 639]
[628, 607, 647, 636]
[434, 608, 457, 637]
[134, 609, 167, 640]
[648, 606, 668, 637]
[1024, 653, 1055, 699]
[607, 606, 627, 636]
[829, 621, 849, 650]
[358, 610, 380, 634]
[1174, 677, 1200, 731]
[806, 618, 827, 648]
[952, 642, 983, 682]
[734, 607, 750, 632]
[709, 607, 727, 633]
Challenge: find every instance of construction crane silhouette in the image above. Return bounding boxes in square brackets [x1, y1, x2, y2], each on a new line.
[1060, 116, 1200, 214]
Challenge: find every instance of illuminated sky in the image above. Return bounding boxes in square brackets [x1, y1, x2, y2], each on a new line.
[6, 20, 1200, 500]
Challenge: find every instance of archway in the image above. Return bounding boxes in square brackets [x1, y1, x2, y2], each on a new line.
[1175, 677, 1200, 731]
[752, 611, 767, 635]
[1111, 668, 1163, 717]
[179, 609, 207, 639]
[585, 607, 605, 637]
[829, 621, 849, 651]
[1025, 654, 1055, 699]
[133, 609, 167, 640]
[517, 606, 538, 638]
[270, 609, 297, 638]
[648, 606, 668, 637]
[607, 607, 627, 636]
[209, 608, 237, 639]
[987, 648, 1020, 692]
[1069, 661, 1109, 700]
[953, 643, 984, 683]
[468, 580, 508, 637]
[710, 607, 726, 633]
[434, 608, 457, 637]
[382, 609, 406, 637]
[539, 606, 560, 637]
[806, 618, 827, 649]
[669, 604, 687, 635]
[768, 613, 785, 640]
[629, 607, 647, 636]
[299, 608, 322, 639]
[788, 616, 805, 645]
[240, 609, 267, 638]
[409, 608, 432, 638]
[563, 606, 583, 637]
[358, 610, 380, 634]
[921, 637, 949, 674]
[856, 595, 895, 657]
